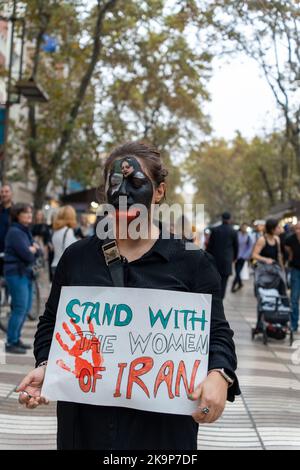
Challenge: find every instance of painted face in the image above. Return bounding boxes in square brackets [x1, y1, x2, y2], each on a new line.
[121, 160, 134, 177]
[106, 156, 153, 209]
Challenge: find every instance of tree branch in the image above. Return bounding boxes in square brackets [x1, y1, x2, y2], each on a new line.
[50, 0, 118, 168]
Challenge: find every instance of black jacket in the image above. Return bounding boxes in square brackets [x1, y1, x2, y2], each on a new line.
[34, 232, 240, 450]
[4, 222, 36, 277]
[207, 223, 238, 276]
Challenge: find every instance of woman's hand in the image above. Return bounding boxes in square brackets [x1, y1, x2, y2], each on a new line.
[264, 258, 274, 265]
[189, 371, 228, 424]
[16, 366, 49, 409]
[29, 245, 37, 254]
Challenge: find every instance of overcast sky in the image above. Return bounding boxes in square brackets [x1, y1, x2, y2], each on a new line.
[206, 55, 279, 140]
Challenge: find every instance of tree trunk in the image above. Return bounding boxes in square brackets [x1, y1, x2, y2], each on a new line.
[34, 173, 50, 210]
[258, 166, 275, 205]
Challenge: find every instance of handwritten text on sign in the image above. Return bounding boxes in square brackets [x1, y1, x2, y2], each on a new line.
[42, 287, 212, 415]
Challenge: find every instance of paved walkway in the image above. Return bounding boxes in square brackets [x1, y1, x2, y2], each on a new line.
[0, 276, 300, 450]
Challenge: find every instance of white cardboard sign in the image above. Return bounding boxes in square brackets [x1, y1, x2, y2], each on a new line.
[42, 286, 211, 415]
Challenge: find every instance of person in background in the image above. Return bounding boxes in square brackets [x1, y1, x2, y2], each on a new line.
[203, 229, 210, 250]
[51, 206, 78, 277]
[280, 223, 293, 265]
[32, 209, 52, 267]
[206, 212, 238, 299]
[251, 220, 265, 245]
[231, 223, 253, 293]
[0, 184, 13, 276]
[75, 213, 94, 239]
[4, 204, 40, 354]
[47, 213, 56, 283]
[285, 222, 300, 332]
[32, 210, 52, 248]
[252, 218, 284, 268]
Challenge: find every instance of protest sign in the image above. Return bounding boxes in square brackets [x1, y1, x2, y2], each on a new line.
[42, 286, 211, 415]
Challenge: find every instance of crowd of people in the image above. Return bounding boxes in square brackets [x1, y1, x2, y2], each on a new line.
[1, 181, 300, 358]
[206, 212, 300, 334]
[0, 183, 95, 354]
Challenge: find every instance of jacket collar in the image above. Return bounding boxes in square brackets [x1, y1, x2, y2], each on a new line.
[12, 222, 31, 233]
[143, 222, 176, 262]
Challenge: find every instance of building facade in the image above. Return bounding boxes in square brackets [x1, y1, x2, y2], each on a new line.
[0, 2, 35, 204]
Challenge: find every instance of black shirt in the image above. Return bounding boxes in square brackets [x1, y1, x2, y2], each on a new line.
[0, 204, 11, 253]
[260, 237, 279, 262]
[206, 223, 238, 276]
[34, 232, 240, 450]
[285, 233, 300, 269]
[31, 223, 52, 246]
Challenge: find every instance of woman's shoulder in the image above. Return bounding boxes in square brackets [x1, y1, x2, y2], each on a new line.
[63, 235, 98, 255]
[6, 223, 22, 237]
[168, 236, 217, 268]
[255, 235, 265, 246]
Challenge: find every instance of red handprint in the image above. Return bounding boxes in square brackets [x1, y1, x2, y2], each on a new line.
[55, 318, 103, 378]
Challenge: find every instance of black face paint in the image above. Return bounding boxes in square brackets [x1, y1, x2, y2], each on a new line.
[106, 156, 154, 210]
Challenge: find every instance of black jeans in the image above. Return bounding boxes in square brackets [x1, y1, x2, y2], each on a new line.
[232, 259, 246, 291]
[221, 275, 229, 299]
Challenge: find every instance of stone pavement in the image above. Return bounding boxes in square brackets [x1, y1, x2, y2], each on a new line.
[0, 277, 300, 450]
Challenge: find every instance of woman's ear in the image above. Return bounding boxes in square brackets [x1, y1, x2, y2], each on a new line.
[154, 182, 166, 203]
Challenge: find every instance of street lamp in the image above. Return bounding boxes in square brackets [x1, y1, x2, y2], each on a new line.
[0, 0, 19, 183]
[15, 77, 49, 103]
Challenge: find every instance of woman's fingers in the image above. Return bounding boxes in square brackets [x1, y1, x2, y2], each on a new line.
[190, 385, 225, 424]
[192, 397, 213, 423]
[192, 402, 222, 424]
[18, 390, 49, 406]
[16, 374, 32, 393]
[38, 396, 50, 405]
[18, 390, 33, 405]
[26, 397, 40, 409]
[188, 383, 203, 401]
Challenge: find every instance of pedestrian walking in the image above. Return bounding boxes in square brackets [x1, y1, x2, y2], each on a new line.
[206, 212, 238, 299]
[32, 209, 52, 273]
[252, 218, 284, 268]
[17, 141, 240, 450]
[4, 204, 40, 354]
[32, 209, 52, 252]
[51, 205, 78, 277]
[251, 220, 265, 245]
[0, 183, 13, 276]
[231, 223, 253, 293]
[285, 222, 300, 332]
[280, 223, 293, 265]
[75, 213, 94, 239]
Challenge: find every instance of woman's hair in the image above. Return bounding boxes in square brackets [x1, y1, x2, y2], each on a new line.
[53, 205, 77, 230]
[11, 203, 32, 223]
[265, 218, 279, 235]
[104, 141, 168, 188]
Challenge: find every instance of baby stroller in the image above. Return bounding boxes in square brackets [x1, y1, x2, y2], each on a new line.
[251, 262, 293, 346]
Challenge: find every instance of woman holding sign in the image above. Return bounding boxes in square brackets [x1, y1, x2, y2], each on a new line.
[17, 142, 240, 450]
